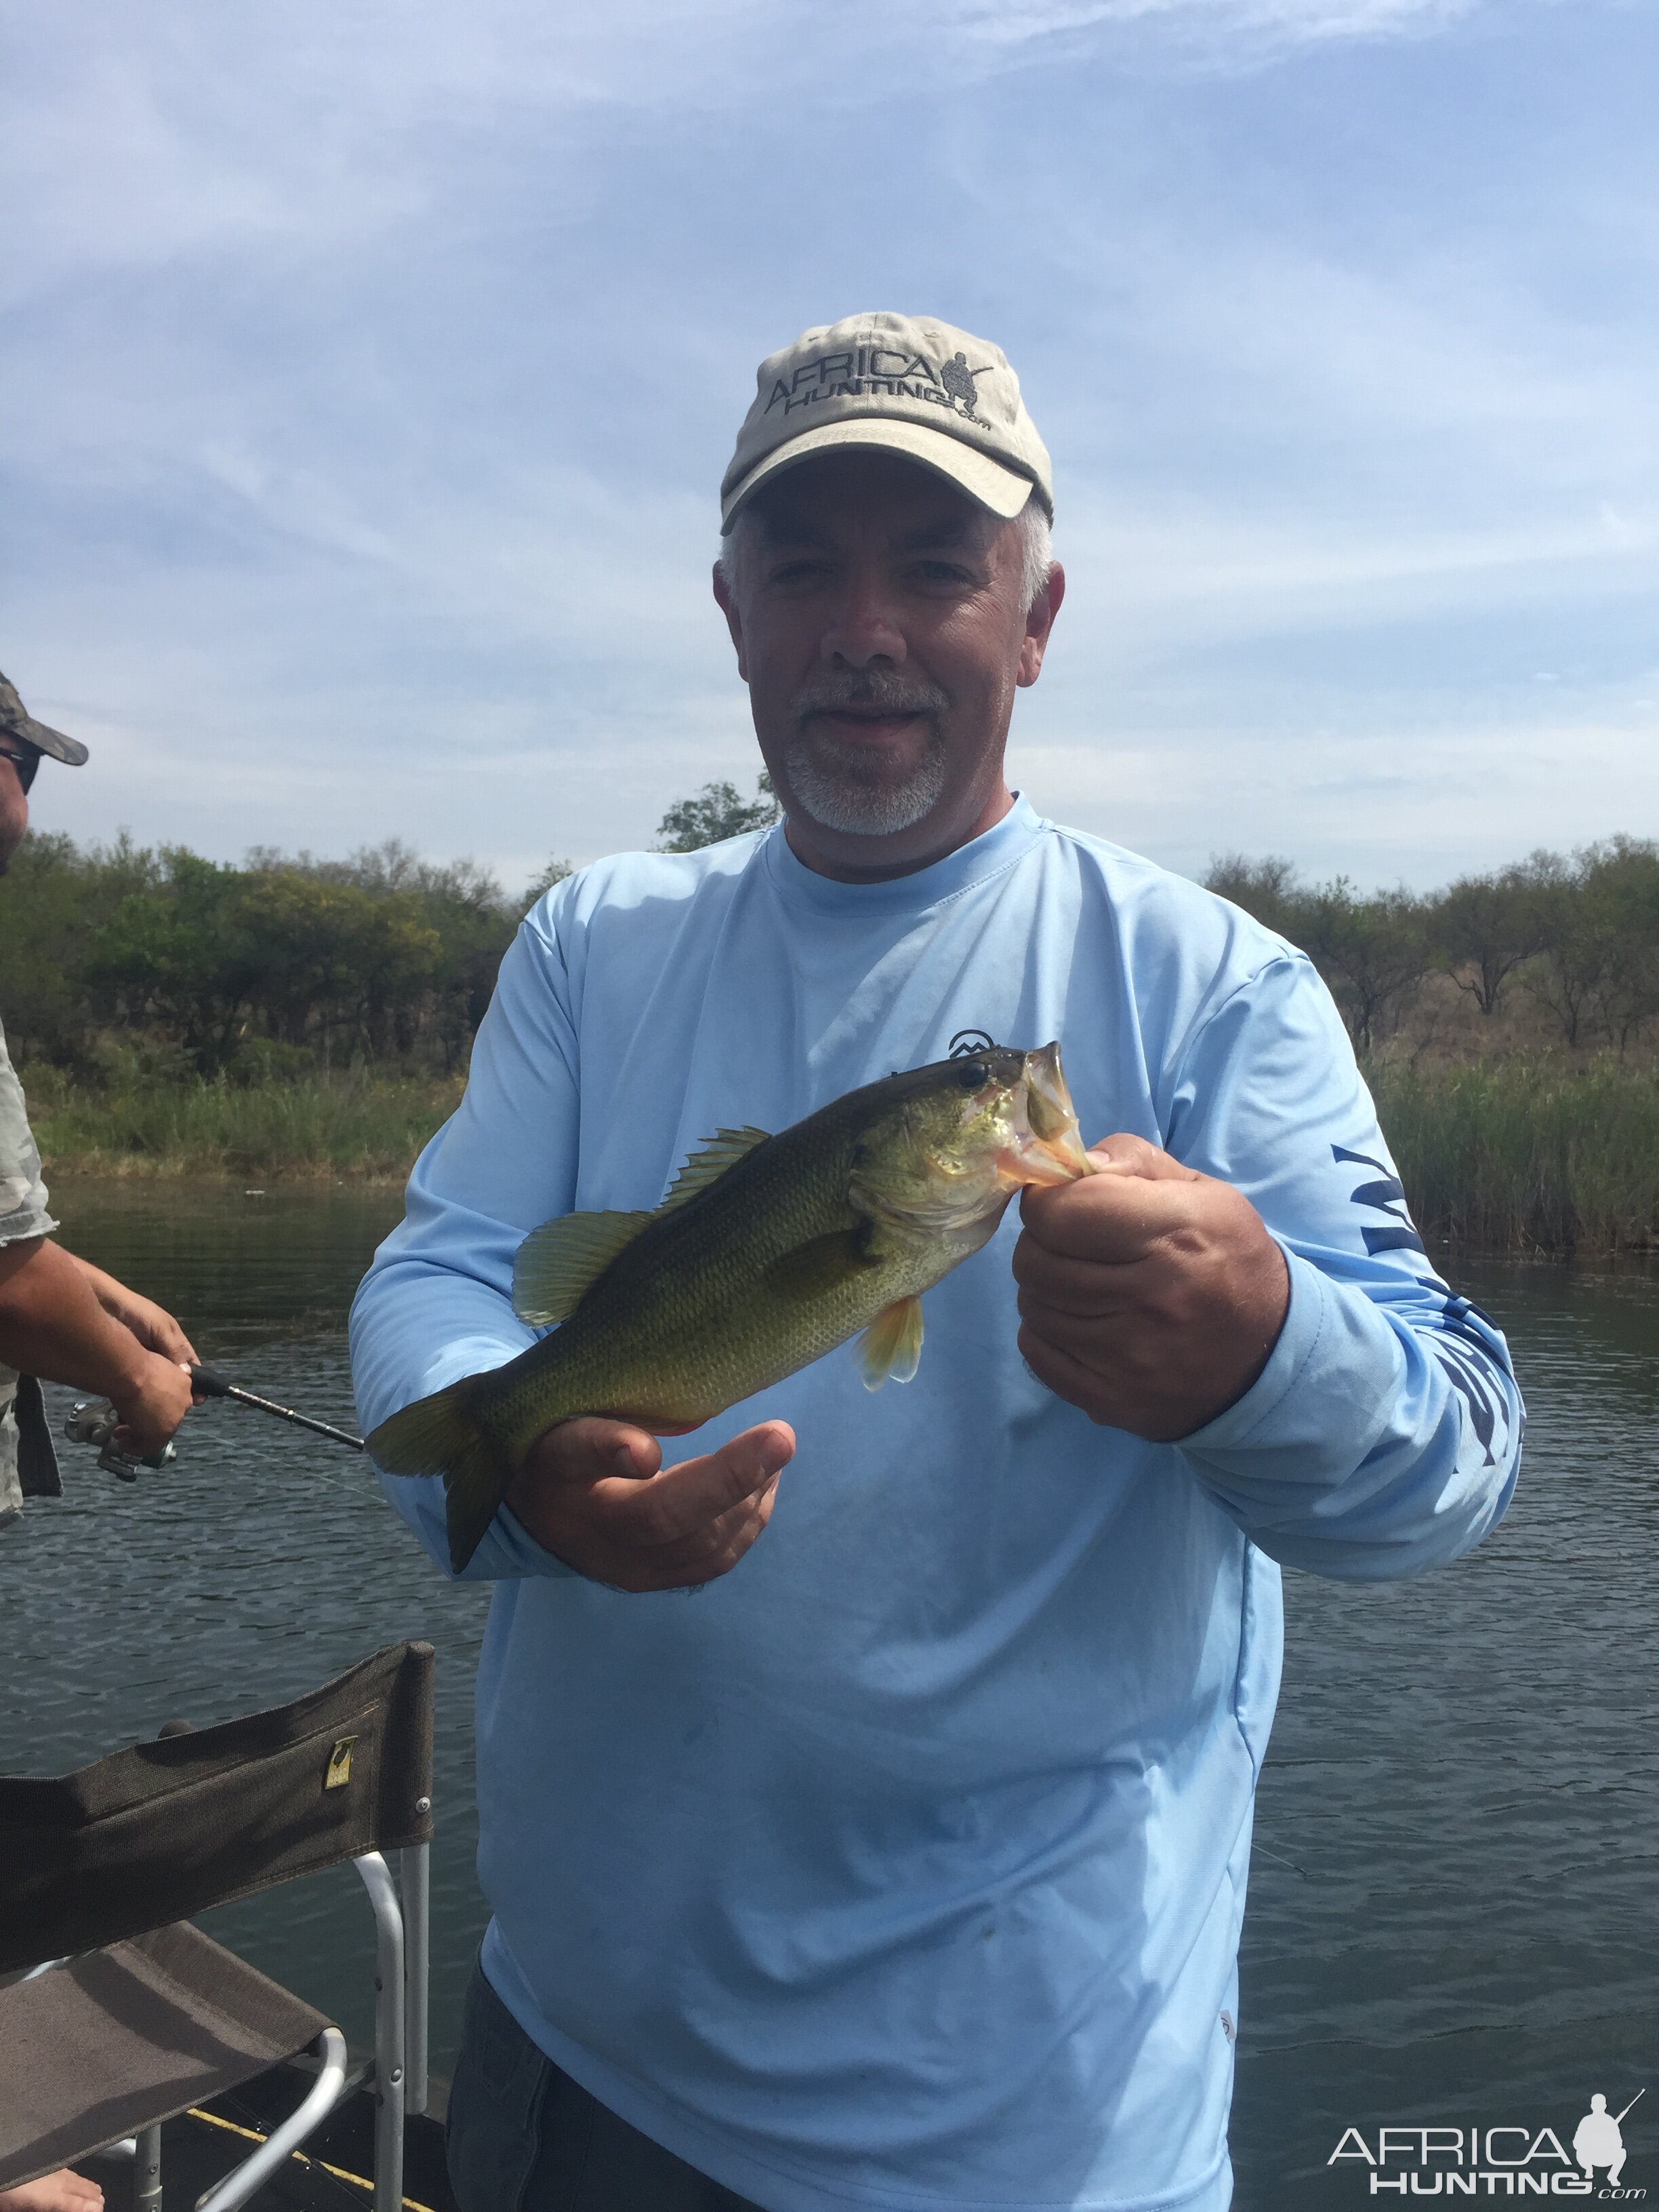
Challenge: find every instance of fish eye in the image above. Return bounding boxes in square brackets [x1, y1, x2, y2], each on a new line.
[954, 1061, 989, 1090]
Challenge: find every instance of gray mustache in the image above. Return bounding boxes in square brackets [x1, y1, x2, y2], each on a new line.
[793, 671, 949, 720]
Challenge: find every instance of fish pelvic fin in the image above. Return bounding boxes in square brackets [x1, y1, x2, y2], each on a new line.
[859, 1294, 925, 1391]
[367, 1382, 515, 1575]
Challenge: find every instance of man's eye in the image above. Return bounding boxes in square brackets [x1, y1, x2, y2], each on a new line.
[768, 559, 830, 586]
[913, 561, 975, 585]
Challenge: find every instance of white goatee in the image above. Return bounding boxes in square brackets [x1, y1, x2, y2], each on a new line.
[782, 669, 951, 838]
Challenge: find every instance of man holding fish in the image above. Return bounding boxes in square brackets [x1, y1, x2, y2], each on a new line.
[353, 313, 1523, 2212]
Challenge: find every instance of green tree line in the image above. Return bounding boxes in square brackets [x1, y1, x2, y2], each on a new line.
[1205, 838, 1659, 1056]
[0, 778, 778, 1084]
[0, 834, 572, 1080]
[4, 779, 1652, 1086]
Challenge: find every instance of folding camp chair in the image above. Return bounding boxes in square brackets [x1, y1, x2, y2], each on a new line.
[0, 1640, 434, 2212]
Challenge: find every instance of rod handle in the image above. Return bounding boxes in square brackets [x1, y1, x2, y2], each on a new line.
[190, 1364, 234, 1398]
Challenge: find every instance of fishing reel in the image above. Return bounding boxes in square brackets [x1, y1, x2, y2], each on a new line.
[62, 1399, 176, 1483]
[59, 1368, 361, 1486]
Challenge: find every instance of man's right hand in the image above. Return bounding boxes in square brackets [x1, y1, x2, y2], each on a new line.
[0, 1237, 196, 1456]
[506, 1416, 796, 1592]
[108, 1351, 197, 1460]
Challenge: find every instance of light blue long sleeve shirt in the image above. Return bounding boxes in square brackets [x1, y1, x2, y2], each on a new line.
[350, 798, 1521, 2212]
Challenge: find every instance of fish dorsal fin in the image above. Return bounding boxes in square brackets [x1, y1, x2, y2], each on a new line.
[657, 1126, 771, 1214]
[512, 1209, 654, 1324]
[858, 1295, 924, 1391]
[512, 1127, 771, 1325]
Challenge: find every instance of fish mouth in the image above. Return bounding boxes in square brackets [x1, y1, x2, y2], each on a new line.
[994, 1042, 1094, 1189]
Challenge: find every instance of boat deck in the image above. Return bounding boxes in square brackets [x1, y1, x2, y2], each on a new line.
[77, 2060, 459, 2212]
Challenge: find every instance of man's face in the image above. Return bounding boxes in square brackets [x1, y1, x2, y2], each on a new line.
[712, 451, 1062, 880]
[0, 754, 29, 876]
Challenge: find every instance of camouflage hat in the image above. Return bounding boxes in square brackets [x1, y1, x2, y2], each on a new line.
[720, 310, 1053, 533]
[0, 672, 88, 766]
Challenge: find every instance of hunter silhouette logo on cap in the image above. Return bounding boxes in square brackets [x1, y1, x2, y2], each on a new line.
[939, 352, 991, 423]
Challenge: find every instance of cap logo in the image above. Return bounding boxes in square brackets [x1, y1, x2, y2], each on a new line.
[764, 344, 996, 424]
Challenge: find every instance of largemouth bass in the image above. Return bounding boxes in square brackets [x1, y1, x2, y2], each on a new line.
[368, 1044, 1093, 1570]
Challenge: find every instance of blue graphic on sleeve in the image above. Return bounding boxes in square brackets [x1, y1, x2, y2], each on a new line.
[1333, 1144, 1428, 1258]
[1431, 1332, 1499, 1461]
[1332, 1145, 1514, 1467]
[1417, 1288, 1519, 1468]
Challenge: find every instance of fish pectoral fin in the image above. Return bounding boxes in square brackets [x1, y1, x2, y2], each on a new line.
[512, 1209, 655, 1324]
[858, 1296, 924, 1391]
[764, 1226, 880, 1301]
[657, 1126, 773, 1214]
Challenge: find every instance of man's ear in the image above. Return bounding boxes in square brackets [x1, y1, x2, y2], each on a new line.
[712, 562, 750, 683]
[1017, 562, 1066, 689]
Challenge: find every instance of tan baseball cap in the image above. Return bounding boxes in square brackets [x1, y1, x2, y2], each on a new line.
[720, 311, 1053, 533]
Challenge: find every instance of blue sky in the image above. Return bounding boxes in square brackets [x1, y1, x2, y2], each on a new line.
[4, 0, 1654, 895]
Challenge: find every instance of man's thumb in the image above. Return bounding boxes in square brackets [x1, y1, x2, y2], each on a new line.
[1085, 1132, 1200, 1182]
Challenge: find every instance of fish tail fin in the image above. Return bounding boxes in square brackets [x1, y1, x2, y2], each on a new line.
[367, 1383, 515, 1575]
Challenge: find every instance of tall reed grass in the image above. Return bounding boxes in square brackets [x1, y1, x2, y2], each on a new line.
[27, 1070, 462, 1183]
[1370, 1055, 1659, 1254]
[26, 1056, 1659, 1251]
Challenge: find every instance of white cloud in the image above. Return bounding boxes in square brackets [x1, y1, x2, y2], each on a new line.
[960, 0, 1478, 52]
[0, 0, 1501, 296]
[3, 0, 1652, 891]
[1010, 687, 1659, 890]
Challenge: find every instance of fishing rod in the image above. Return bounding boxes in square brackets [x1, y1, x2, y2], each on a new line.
[1614, 2089, 1645, 2125]
[188, 1365, 365, 1452]
[64, 1365, 365, 1481]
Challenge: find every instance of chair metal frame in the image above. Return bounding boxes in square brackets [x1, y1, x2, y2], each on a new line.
[0, 1643, 434, 2212]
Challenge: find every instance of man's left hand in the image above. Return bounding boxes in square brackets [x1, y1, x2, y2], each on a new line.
[1012, 1134, 1290, 1440]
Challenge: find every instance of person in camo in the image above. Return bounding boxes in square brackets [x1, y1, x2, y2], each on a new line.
[0, 676, 199, 2212]
[353, 313, 1525, 2212]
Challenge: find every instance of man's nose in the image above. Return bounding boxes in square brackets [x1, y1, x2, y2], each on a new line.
[821, 576, 907, 669]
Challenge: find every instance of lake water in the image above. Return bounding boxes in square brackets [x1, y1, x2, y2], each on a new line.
[5, 1183, 1654, 2206]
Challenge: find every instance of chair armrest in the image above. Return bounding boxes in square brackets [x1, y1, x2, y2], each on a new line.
[193, 2028, 348, 2212]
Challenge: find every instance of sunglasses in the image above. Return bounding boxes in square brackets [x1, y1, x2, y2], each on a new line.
[0, 741, 40, 794]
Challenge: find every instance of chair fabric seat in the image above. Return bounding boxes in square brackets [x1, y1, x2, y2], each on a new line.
[0, 1919, 329, 2190]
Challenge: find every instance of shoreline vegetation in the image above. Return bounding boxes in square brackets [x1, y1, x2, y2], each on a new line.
[25, 1067, 464, 1187]
[24, 1057, 1659, 1258]
[6, 792, 1659, 1255]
